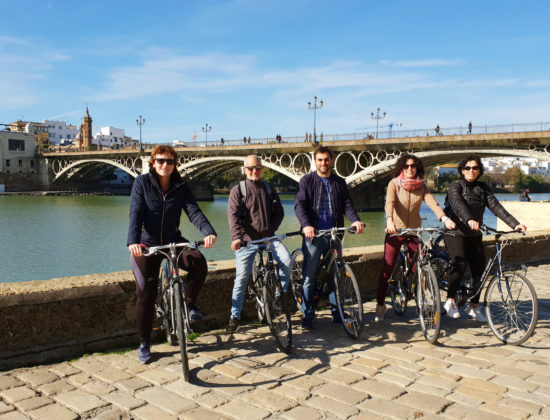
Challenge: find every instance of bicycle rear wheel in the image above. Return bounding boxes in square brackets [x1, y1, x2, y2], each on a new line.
[389, 254, 408, 316]
[485, 271, 538, 345]
[263, 271, 292, 353]
[253, 251, 266, 323]
[173, 282, 190, 381]
[334, 263, 363, 339]
[290, 249, 304, 311]
[416, 264, 441, 344]
[156, 259, 178, 345]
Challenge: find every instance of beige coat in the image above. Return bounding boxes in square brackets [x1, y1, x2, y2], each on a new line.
[384, 179, 445, 229]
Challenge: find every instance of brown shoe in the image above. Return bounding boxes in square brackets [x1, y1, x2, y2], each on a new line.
[375, 304, 386, 322]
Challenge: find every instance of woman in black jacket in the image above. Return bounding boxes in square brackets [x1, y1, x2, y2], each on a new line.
[127, 145, 217, 363]
[443, 155, 526, 321]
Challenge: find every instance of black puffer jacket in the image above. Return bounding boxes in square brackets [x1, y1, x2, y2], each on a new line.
[444, 179, 519, 236]
[127, 170, 216, 246]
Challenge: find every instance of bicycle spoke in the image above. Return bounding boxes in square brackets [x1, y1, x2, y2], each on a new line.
[416, 265, 441, 344]
[335, 264, 363, 339]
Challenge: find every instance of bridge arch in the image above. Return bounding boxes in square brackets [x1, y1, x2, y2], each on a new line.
[51, 158, 140, 182]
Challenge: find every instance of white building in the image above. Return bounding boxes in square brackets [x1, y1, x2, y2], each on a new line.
[482, 157, 550, 177]
[43, 120, 79, 145]
[94, 126, 126, 149]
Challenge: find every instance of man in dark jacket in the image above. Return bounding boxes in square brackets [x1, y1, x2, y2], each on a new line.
[294, 146, 364, 329]
[226, 155, 292, 332]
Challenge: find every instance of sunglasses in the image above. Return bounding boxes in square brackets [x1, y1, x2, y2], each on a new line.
[463, 165, 480, 171]
[155, 158, 176, 166]
[245, 165, 263, 171]
[404, 164, 417, 169]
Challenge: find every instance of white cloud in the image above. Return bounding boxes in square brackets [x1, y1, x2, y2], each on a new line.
[379, 58, 464, 67]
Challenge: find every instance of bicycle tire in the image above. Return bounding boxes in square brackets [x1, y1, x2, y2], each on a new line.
[253, 251, 266, 323]
[334, 263, 363, 339]
[484, 270, 538, 345]
[173, 282, 190, 381]
[263, 271, 292, 353]
[389, 253, 408, 316]
[416, 264, 441, 344]
[290, 249, 304, 311]
[157, 259, 178, 345]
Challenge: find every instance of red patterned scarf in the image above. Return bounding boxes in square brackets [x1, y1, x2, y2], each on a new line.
[393, 173, 424, 191]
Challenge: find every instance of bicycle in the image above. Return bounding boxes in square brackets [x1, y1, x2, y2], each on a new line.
[433, 225, 538, 345]
[388, 227, 445, 344]
[290, 226, 363, 339]
[144, 241, 204, 382]
[244, 232, 300, 353]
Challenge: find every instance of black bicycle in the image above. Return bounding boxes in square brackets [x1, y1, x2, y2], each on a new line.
[145, 241, 204, 382]
[431, 225, 538, 345]
[244, 232, 300, 353]
[290, 226, 363, 339]
[388, 228, 443, 344]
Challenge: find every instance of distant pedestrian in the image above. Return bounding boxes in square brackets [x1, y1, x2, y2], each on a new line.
[243, 136, 247, 145]
[305, 132, 309, 142]
[520, 188, 531, 202]
[248, 137, 251, 144]
[435, 124, 440, 136]
[221, 138, 224, 146]
[467, 121, 472, 135]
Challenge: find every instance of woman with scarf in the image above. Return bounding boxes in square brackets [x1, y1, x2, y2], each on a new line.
[375, 154, 455, 321]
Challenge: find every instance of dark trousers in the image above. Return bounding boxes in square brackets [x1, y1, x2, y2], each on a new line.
[130, 249, 207, 343]
[444, 234, 485, 304]
[377, 234, 419, 306]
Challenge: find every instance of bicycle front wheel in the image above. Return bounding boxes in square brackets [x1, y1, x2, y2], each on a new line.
[290, 249, 303, 311]
[485, 271, 538, 345]
[416, 264, 441, 344]
[263, 271, 292, 353]
[253, 251, 266, 323]
[157, 260, 177, 345]
[173, 282, 190, 381]
[389, 254, 408, 316]
[334, 263, 363, 339]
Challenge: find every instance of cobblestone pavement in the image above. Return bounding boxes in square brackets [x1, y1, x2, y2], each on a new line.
[1, 264, 549, 420]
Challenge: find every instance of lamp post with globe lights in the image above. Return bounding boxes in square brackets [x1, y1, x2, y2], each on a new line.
[370, 108, 386, 139]
[136, 115, 145, 152]
[307, 96, 323, 144]
[202, 123, 212, 147]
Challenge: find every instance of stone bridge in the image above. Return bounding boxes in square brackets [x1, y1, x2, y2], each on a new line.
[41, 130, 550, 209]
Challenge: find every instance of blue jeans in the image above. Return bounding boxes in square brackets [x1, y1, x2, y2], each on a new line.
[301, 236, 339, 321]
[231, 239, 292, 320]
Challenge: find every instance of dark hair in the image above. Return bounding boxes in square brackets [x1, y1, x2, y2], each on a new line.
[393, 154, 424, 179]
[457, 155, 484, 178]
[148, 145, 178, 167]
[313, 145, 332, 159]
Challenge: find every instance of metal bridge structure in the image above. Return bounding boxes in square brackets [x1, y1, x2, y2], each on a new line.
[42, 131, 550, 191]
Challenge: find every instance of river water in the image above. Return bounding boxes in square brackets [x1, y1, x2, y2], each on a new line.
[1, 192, 546, 283]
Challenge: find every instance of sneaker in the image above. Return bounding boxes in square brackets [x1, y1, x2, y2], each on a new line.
[444, 298, 460, 319]
[374, 304, 386, 322]
[226, 317, 239, 333]
[301, 318, 314, 330]
[138, 342, 151, 364]
[465, 304, 487, 322]
[188, 304, 202, 321]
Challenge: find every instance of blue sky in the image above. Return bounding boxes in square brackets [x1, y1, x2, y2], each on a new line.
[1, 0, 549, 143]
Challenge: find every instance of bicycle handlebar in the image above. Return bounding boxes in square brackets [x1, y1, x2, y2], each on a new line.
[315, 225, 360, 236]
[143, 241, 204, 256]
[480, 224, 525, 236]
[242, 231, 301, 247]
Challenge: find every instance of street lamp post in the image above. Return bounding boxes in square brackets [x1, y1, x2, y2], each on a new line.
[136, 115, 145, 152]
[370, 107, 386, 139]
[202, 123, 211, 146]
[307, 96, 323, 143]
[388, 121, 402, 139]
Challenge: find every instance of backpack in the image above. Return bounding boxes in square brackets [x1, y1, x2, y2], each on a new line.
[237, 180, 276, 223]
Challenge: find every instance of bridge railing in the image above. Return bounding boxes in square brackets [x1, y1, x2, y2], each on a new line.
[41, 121, 550, 153]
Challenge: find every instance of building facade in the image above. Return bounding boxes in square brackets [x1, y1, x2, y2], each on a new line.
[94, 126, 126, 149]
[43, 120, 79, 145]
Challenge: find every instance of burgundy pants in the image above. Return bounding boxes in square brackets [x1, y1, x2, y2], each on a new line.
[130, 248, 207, 343]
[377, 233, 419, 306]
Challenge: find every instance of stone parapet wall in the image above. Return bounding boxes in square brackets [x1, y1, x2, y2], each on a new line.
[1, 231, 550, 369]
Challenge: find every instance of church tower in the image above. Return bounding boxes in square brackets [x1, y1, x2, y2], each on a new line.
[82, 107, 93, 149]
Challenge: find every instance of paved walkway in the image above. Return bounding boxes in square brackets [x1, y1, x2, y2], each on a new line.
[1, 264, 549, 420]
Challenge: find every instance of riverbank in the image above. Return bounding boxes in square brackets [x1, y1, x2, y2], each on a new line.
[2, 231, 550, 370]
